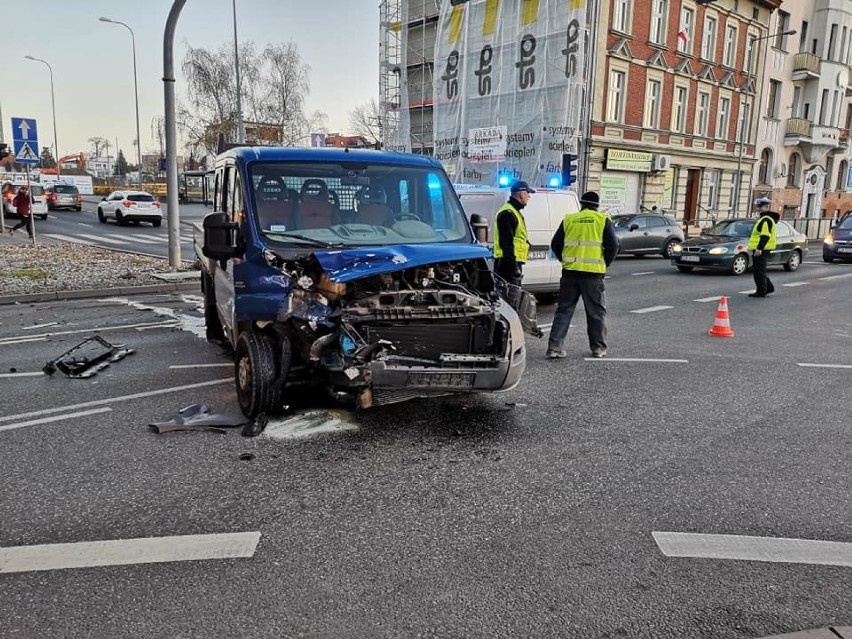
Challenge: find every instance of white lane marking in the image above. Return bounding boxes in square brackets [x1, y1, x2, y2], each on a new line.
[693, 296, 722, 303]
[169, 363, 233, 369]
[0, 531, 261, 574]
[538, 323, 553, 330]
[0, 378, 233, 424]
[0, 408, 112, 433]
[653, 531, 852, 568]
[0, 337, 47, 346]
[630, 306, 674, 314]
[818, 273, 852, 281]
[584, 357, 688, 363]
[797, 362, 852, 369]
[104, 233, 159, 245]
[75, 233, 131, 245]
[43, 234, 96, 246]
[0, 372, 44, 378]
[783, 281, 809, 287]
[738, 290, 756, 295]
[0, 321, 179, 345]
[77, 222, 95, 227]
[632, 271, 655, 276]
[22, 322, 59, 330]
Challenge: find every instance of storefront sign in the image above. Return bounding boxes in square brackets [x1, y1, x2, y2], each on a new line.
[605, 149, 653, 172]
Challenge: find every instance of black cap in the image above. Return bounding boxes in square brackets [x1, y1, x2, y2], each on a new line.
[580, 191, 599, 206]
[510, 180, 536, 194]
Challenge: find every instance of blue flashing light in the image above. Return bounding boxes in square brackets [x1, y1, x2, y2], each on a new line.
[497, 174, 511, 187]
[548, 176, 561, 188]
[427, 176, 442, 190]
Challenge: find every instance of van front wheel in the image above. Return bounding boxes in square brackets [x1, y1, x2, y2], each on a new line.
[235, 331, 290, 418]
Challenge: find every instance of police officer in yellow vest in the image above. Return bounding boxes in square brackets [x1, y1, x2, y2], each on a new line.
[748, 198, 779, 298]
[546, 191, 619, 359]
[493, 181, 534, 285]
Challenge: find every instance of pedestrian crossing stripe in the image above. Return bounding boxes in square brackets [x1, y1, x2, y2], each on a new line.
[15, 142, 37, 161]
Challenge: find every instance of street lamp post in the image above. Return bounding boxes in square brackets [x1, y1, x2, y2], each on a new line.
[232, 0, 245, 144]
[100, 17, 143, 183]
[23, 55, 59, 176]
[734, 29, 796, 214]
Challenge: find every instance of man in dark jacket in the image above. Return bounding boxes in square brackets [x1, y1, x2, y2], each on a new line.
[546, 191, 619, 359]
[492, 180, 534, 285]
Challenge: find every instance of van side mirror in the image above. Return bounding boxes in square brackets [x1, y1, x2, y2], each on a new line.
[202, 211, 242, 259]
[470, 213, 489, 243]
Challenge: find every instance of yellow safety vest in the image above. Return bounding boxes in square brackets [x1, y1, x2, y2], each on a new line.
[560, 208, 608, 274]
[748, 214, 777, 250]
[492, 203, 529, 262]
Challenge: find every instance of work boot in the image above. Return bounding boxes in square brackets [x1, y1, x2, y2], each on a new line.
[546, 348, 567, 359]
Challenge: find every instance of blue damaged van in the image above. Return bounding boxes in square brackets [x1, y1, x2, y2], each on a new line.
[194, 147, 536, 417]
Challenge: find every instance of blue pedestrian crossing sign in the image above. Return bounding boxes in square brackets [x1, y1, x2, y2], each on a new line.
[11, 117, 39, 164]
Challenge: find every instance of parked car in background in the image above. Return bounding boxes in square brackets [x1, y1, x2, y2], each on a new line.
[97, 190, 163, 227]
[2, 182, 16, 217]
[1, 183, 48, 220]
[823, 212, 852, 262]
[612, 213, 684, 258]
[44, 183, 82, 211]
[671, 218, 808, 275]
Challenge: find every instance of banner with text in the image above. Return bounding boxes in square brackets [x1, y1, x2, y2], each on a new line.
[433, 0, 586, 187]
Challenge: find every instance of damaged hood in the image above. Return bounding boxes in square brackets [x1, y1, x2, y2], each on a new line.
[313, 243, 492, 283]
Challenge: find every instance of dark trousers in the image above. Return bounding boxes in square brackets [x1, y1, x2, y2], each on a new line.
[11, 215, 33, 237]
[752, 252, 775, 296]
[548, 271, 607, 351]
[494, 258, 522, 287]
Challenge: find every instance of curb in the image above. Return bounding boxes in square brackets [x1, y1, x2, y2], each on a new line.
[0, 280, 200, 306]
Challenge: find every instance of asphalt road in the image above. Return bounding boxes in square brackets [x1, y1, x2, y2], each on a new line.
[1, 196, 210, 261]
[0, 255, 850, 638]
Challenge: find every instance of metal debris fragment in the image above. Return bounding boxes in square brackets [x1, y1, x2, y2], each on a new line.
[149, 403, 250, 434]
[42, 336, 135, 378]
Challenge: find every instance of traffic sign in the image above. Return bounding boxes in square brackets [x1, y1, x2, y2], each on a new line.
[11, 117, 39, 165]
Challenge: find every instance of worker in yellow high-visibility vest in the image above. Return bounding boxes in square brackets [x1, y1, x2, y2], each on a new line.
[492, 181, 534, 286]
[748, 196, 779, 298]
[546, 191, 619, 359]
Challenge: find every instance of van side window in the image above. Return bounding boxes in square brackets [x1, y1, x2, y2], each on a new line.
[231, 173, 244, 222]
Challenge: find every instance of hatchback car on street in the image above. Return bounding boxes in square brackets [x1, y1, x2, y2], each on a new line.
[97, 190, 163, 227]
[612, 213, 684, 258]
[823, 212, 852, 262]
[44, 183, 82, 211]
[1, 183, 48, 220]
[671, 218, 808, 275]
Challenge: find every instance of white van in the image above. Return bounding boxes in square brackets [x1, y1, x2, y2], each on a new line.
[455, 186, 580, 294]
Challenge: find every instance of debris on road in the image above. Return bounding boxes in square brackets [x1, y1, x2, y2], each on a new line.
[42, 336, 135, 378]
[148, 402, 250, 434]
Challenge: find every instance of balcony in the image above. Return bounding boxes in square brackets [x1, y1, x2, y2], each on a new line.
[785, 118, 812, 141]
[785, 118, 846, 162]
[791, 52, 821, 81]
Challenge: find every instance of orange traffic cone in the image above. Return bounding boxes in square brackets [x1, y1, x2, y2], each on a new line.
[708, 296, 735, 337]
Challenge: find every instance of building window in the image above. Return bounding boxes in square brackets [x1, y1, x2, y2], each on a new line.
[607, 70, 626, 123]
[678, 7, 694, 54]
[702, 16, 718, 60]
[787, 153, 800, 187]
[650, 0, 667, 45]
[673, 86, 688, 133]
[723, 25, 737, 67]
[645, 79, 662, 128]
[745, 34, 758, 74]
[819, 89, 830, 125]
[799, 22, 808, 53]
[613, 0, 631, 33]
[697, 91, 710, 136]
[766, 80, 781, 119]
[828, 24, 838, 60]
[736, 100, 751, 142]
[774, 11, 791, 50]
[758, 148, 771, 184]
[717, 96, 731, 139]
[706, 170, 720, 209]
[839, 160, 849, 192]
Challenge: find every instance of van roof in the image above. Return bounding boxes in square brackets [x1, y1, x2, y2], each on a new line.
[218, 146, 443, 170]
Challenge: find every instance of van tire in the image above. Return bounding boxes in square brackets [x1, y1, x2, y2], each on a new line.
[235, 331, 289, 418]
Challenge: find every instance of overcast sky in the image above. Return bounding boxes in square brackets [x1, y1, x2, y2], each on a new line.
[0, 0, 380, 159]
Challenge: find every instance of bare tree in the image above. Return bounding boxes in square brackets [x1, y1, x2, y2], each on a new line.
[180, 40, 326, 154]
[88, 136, 109, 157]
[151, 116, 166, 157]
[348, 99, 383, 148]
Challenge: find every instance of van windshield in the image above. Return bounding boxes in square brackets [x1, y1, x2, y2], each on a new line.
[249, 162, 472, 247]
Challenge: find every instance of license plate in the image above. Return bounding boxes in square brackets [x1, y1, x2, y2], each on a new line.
[407, 372, 475, 388]
[838, 248, 852, 253]
[681, 255, 700, 263]
[528, 250, 549, 260]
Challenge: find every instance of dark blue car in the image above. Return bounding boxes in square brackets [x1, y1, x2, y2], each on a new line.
[823, 212, 852, 262]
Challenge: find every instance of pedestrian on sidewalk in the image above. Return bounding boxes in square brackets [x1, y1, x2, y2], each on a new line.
[748, 205, 779, 298]
[9, 186, 33, 238]
[546, 191, 619, 359]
